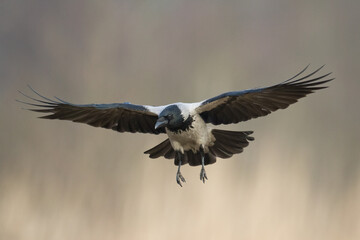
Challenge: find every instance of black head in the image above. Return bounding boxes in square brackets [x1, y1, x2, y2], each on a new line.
[155, 105, 193, 132]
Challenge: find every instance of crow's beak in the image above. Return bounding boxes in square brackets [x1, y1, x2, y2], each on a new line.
[155, 117, 168, 130]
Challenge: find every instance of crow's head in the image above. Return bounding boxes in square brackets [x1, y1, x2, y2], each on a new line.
[155, 104, 190, 131]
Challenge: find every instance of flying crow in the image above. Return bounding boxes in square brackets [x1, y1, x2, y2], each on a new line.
[18, 66, 333, 186]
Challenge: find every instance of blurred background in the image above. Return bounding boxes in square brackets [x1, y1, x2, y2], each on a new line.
[0, 0, 359, 239]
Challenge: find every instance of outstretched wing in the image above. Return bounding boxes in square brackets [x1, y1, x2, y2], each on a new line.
[196, 66, 334, 125]
[18, 86, 166, 134]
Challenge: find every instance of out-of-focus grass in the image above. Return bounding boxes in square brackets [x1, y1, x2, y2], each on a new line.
[1, 1, 359, 240]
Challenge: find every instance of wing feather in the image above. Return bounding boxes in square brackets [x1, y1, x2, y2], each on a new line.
[18, 87, 165, 134]
[196, 66, 333, 125]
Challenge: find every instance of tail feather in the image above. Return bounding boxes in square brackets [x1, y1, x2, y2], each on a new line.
[176, 151, 216, 166]
[144, 139, 174, 159]
[209, 145, 233, 158]
[144, 129, 254, 166]
[164, 148, 175, 159]
[209, 129, 254, 159]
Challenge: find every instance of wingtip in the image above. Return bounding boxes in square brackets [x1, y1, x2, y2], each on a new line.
[284, 64, 310, 83]
[54, 96, 70, 104]
[25, 85, 59, 103]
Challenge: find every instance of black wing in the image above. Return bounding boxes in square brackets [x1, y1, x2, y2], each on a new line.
[18, 86, 166, 134]
[196, 66, 334, 125]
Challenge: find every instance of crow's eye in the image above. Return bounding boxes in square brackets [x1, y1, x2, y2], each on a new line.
[168, 114, 174, 119]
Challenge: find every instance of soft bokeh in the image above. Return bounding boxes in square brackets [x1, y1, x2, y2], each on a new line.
[1, 1, 359, 239]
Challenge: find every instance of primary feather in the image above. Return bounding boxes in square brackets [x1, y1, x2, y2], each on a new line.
[18, 66, 333, 186]
[196, 65, 333, 124]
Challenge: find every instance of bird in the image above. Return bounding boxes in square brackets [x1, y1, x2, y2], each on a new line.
[18, 65, 333, 186]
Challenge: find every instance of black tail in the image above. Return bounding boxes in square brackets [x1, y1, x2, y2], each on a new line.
[144, 139, 175, 159]
[176, 151, 217, 166]
[144, 140, 216, 166]
[144, 129, 254, 166]
[209, 129, 254, 159]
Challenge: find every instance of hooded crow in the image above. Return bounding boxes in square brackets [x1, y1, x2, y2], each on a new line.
[18, 66, 333, 186]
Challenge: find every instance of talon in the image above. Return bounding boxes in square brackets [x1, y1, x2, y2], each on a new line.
[175, 152, 186, 187]
[176, 171, 186, 187]
[199, 147, 208, 184]
[179, 174, 186, 183]
[200, 167, 208, 183]
[176, 178, 183, 187]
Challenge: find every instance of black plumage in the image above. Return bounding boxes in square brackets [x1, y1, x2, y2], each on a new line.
[198, 66, 332, 125]
[18, 66, 333, 186]
[18, 86, 165, 134]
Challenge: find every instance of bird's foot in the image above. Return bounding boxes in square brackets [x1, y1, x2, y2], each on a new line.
[176, 171, 186, 187]
[200, 167, 208, 183]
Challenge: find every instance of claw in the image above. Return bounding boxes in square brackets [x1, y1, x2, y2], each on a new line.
[175, 152, 186, 187]
[176, 171, 186, 187]
[176, 178, 182, 187]
[200, 167, 208, 183]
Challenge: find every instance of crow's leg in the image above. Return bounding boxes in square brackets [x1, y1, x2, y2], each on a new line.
[200, 147, 208, 183]
[175, 152, 186, 187]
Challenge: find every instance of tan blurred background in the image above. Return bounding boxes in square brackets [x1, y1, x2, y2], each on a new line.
[1, 0, 359, 239]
